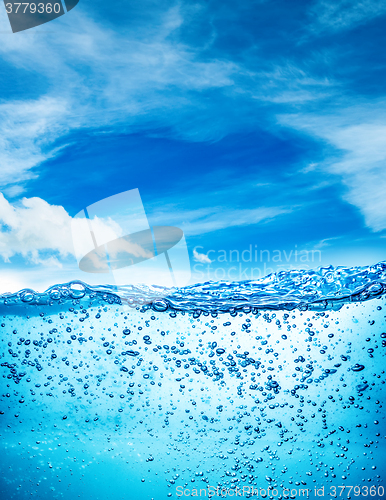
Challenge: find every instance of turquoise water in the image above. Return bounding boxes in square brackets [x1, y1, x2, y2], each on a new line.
[0, 262, 385, 499]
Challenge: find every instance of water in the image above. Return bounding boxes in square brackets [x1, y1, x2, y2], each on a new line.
[0, 262, 385, 499]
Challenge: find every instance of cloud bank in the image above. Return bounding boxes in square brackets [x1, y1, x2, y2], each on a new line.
[280, 104, 386, 232]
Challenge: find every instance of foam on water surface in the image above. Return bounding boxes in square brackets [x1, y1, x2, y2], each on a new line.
[0, 262, 385, 499]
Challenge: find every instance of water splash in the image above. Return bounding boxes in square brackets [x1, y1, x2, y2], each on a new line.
[1, 260, 385, 312]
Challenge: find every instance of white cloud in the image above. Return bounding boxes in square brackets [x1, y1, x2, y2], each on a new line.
[0, 191, 291, 272]
[0, 193, 122, 264]
[193, 248, 212, 264]
[0, 190, 291, 277]
[0, 97, 70, 189]
[149, 204, 293, 236]
[279, 103, 386, 232]
[309, 0, 386, 32]
[0, 1, 384, 243]
[253, 64, 335, 105]
[2, 0, 380, 200]
[0, 6, 238, 190]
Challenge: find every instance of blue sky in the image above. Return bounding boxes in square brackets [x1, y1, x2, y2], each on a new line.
[0, 0, 385, 292]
